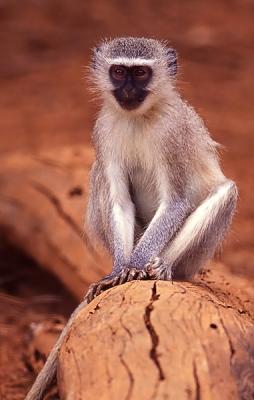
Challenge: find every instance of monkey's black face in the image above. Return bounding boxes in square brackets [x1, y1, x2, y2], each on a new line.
[109, 65, 152, 110]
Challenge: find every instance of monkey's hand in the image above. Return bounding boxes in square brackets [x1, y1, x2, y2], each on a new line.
[85, 267, 148, 303]
[145, 257, 172, 281]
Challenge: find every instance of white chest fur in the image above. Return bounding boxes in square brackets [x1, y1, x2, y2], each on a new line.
[98, 109, 175, 222]
[106, 114, 165, 222]
[107, 114, 158, 173]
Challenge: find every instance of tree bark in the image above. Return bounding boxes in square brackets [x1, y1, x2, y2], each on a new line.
[58, 279, 254, 400]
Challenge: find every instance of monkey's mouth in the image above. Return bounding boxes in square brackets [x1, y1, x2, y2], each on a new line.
[113, 89, 148, 110]
[119, 99, 144, 110]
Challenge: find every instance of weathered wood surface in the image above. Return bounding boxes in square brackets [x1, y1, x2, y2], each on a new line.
[59, 278, 254, 400]
[0, 146, 111, 298]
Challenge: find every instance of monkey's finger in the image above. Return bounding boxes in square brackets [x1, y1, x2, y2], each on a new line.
[145, 264, 157, 279]
[87, 278, 108, 302]
[126, 268, 139, 282]
[94, 284, 106, 298]
[118, 269, 130, 285]
[94, 275, 117, 297]
[86, 292, 95, 303]
[102, 274, 119, 287]
[136, 269, 148, 280]
[89, 282, 102, 301]
[85, 283, 96, 296]
[85, 285, 97, 303]
[111, 275, 122, 287]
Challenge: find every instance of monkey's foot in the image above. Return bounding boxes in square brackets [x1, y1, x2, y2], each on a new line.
[85, 267, 148, 303]
[145, 257, 172, 280]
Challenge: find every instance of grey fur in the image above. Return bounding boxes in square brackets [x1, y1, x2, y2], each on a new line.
[147, 180, 237, 280]
[25, 37, 237, 400]
[94, 37, 169, 63]
[173, 181, 238, 279]
[94, 37, 177, 76]
[88, 94, 235, 273]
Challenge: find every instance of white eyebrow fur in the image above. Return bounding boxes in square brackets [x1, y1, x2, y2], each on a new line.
[105, 57, 156, 66]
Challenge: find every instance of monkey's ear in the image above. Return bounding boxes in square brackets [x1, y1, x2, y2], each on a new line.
[166, 48, 177, 77]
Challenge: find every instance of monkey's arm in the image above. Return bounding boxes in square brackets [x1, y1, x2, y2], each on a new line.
[104, 161, 136, 269]
[129, 196, 190, 269]
[86, 161, 147, 301]
[87, 160, 136, 268]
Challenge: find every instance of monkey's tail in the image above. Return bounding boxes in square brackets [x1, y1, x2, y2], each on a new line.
[25, 299, 88, 400]
[25, 344, 58, 400]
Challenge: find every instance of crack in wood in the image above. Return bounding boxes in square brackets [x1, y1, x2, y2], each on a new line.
[105, 361, 113, 386]
[0, 194, 23, 208]
[217, 308, 236, 367]
[144, 282, 165, 382]
[193, 360, 201, 400]
[30, 181, 89, 242]
[119, 353, 134, 400]
[43, 236, 90, 285]
[32, 156, 70, 170]
[120, 315, 132, 339]
[31, 181, 102, 267]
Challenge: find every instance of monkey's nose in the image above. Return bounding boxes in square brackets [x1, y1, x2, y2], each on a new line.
[122, 87, 136, 99]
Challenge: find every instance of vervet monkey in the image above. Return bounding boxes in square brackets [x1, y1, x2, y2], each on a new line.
[25, 37, 237, 400]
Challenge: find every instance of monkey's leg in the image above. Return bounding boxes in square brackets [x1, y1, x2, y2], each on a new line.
[146, 180, 237, 280]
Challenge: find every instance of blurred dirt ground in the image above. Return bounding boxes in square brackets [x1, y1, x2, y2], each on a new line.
[0, 237, 76, 399]
[0, 0, 253, 399]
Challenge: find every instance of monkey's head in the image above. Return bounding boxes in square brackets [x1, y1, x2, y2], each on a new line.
[91, 37, 177, 115]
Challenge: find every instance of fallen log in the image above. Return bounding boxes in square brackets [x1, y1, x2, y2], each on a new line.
[58, 279, 254, 400]
[0, 146, 111, 298]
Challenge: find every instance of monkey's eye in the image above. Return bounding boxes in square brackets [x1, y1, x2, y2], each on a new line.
[110, 65, 127, 80]
[133, 66, 150, 80]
